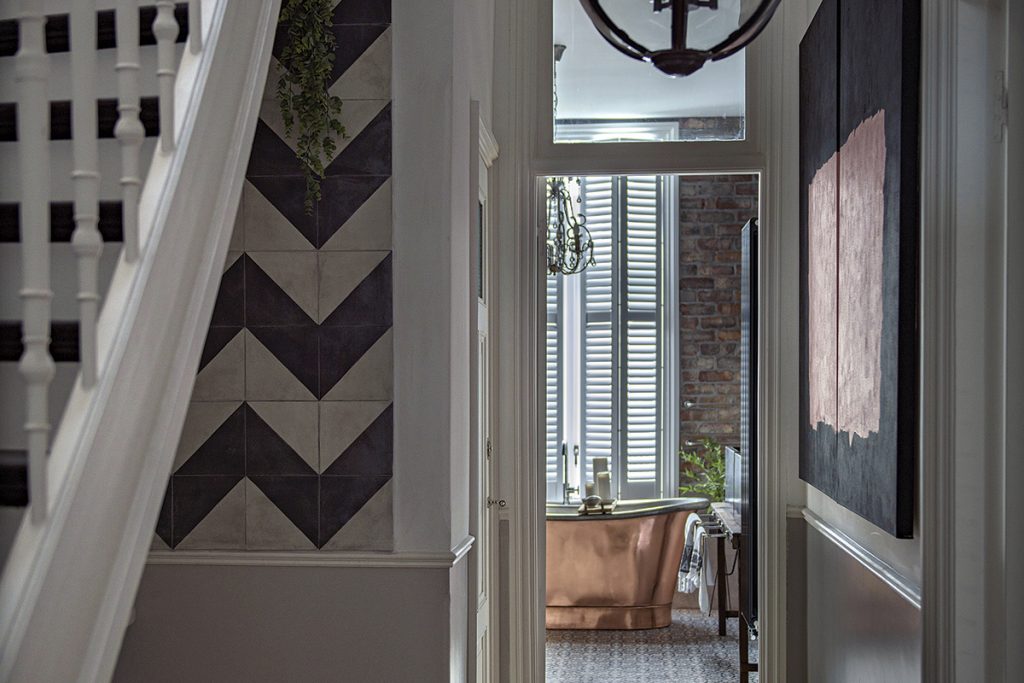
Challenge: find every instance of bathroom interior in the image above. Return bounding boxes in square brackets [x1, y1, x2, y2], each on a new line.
[542, 3, 761, 681]
[543, 169, 759, 683]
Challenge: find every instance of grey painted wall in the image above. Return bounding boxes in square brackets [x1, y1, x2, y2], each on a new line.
[115, 563, 453, 682]
[786, 517, 808, 683]
[805, 521, 921, 682]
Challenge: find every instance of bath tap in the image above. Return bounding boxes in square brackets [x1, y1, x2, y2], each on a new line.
[561, 443, 579, 504]
[562, 482, 579, 505]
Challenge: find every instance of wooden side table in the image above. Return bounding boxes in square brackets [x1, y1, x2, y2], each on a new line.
[710, 502, 758, 683]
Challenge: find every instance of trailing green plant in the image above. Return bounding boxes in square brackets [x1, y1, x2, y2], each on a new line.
[679, 437, 726, 502]
[275, 0, 346, 213]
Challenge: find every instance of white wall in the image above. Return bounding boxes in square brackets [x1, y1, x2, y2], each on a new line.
[951, 0, 1009, 678]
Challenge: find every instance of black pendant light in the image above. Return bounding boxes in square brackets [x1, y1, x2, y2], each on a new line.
[579, 0, 781, 77]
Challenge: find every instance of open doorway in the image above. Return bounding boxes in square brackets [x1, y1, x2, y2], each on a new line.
[542, 172, 761, 682]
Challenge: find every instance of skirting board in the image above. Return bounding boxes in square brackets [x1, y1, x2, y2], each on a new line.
[801, 508, 921, 608]
[147, 535, 475, 569]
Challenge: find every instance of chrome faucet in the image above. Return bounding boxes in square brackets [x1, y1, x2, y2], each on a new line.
[561, 443, 579, 504]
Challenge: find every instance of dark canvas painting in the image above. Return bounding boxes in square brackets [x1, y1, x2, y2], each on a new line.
[799, 0, 919, 538]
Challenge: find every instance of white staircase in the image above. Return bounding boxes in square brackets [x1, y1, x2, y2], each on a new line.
[0, 1, 279, 680]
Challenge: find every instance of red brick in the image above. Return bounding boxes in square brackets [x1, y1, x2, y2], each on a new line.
[701, 316, 737, 329]
[699, 370, 734, 382]
[717, 303, 741, 316]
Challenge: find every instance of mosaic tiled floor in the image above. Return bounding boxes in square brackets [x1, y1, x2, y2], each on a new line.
[546, 609, 759, 683]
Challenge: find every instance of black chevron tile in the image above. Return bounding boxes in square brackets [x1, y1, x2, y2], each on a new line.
[244, 404, 317, 476]
[318, 325, 390, 399]
[317, 174, 389, 247]
[171, 475, 242, 547]
[328, 23, 389, 84]
[209, 256, 245, 327]
[324, 104, 391, 177]
[319, 475, 390, 547]
[249, 475, 320, 546]
[245, 174, 318, 248]
[175, 404, 245, 476]
[333, 0, 391, 25]
[247, 326, 320, 397]
[243, 255, 316, 327]
[321, 253, 392, 328]
[199, 326, 242, 371]
[155, 479, 173, 547]
[246, 120, 306, 178]
[323, 405, 393, 476]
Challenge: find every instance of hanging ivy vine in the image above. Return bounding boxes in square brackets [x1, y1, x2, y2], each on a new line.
[275, 0, 346, 213]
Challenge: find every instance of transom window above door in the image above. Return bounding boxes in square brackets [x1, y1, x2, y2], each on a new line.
[552, 0, 747, 144]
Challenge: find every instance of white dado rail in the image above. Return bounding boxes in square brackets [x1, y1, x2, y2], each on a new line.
[1, 1, 280, 680]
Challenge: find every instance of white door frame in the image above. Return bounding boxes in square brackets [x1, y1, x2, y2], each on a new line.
[470, 102, 500, 681]
[492, 1, 782, 680]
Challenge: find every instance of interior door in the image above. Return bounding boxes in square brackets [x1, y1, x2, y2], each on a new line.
[469, 105, 498, 682]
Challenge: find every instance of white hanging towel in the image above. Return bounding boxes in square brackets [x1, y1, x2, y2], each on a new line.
[698, 529, 717, 615]
[678, 514, 701, 593]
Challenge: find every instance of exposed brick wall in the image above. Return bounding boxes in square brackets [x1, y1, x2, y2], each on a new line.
[679, 175, 758, 456]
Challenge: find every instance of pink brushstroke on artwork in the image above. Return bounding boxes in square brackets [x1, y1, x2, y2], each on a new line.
[807, 110, 886, 440]
[807, 152, 838, 431]
[838, 110, 885, 440]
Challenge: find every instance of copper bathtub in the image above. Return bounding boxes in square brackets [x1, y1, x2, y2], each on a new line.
[545, 497, 709, 630]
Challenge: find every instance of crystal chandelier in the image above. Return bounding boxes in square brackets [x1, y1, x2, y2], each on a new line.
[546, 177, 595, 276]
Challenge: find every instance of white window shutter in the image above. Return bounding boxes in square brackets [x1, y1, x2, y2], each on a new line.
[547, 174, 666, 503]
[545, 273, 563, 501]
[621, 176, 662, 499]
[580, 176, 616, 493]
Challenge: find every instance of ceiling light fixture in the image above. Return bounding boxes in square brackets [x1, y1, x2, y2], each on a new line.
[578, 0, 782, 77]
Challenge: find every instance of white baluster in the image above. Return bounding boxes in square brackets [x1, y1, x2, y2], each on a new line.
[153, 2, 178, 152]
[115, 0, 143, 262]
[71, 0, 101, 388]
[188, 0, 202, 54]
[16, 1, 55, 522]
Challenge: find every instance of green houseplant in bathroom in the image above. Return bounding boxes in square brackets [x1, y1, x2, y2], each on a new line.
[275, 0, 347, 213]
[679, 437, 726, 502]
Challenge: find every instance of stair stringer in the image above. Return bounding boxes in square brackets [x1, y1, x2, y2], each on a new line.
[0, 2, 281, 680]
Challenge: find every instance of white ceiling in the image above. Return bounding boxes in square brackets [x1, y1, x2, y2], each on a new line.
[552, 0, 746, 121]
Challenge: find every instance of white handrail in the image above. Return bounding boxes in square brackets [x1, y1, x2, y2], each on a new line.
[114, 0, 144, 262]
[70, 0, 102, 389]
[153, 2, 179, 152]
[15, 0, 54, 524]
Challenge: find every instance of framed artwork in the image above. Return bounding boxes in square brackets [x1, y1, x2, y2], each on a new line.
[799, 0, 920, 538]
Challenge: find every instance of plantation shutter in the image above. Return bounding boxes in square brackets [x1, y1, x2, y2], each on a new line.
[545, 273, 563, 501]
[621, 176, 661, 499]
[580, 177, 616, 492]
[548, 174, 665, 503]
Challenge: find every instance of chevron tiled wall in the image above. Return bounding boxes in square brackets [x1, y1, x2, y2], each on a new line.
[154, 0, 394, 552]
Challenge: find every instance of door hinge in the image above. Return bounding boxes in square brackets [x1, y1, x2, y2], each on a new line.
[994, 70, 1009, 142]
[486, 438, 492, 459]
